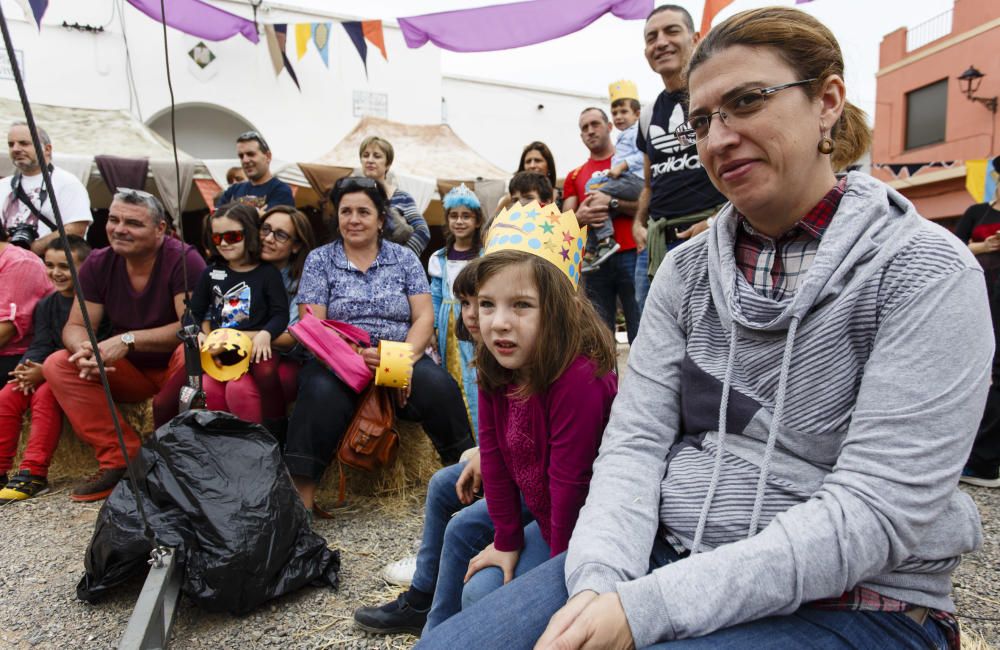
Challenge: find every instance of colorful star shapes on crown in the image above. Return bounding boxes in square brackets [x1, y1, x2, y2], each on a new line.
[484, 200, 587, 288]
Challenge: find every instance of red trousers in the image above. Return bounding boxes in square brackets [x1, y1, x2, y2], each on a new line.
[43, 346, 185, 469]
[203, 356, 292, 423]
[0, 381, 62, 476]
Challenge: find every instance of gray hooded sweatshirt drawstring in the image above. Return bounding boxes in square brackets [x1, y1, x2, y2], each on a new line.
[564, 172, 992, 646]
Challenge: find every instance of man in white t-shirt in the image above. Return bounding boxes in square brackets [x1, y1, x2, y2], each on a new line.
[0, 122, 92, 256]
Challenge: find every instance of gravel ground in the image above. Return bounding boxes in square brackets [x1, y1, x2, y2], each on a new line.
[0, 485, 426, 649]
[0, 478, 997, 649]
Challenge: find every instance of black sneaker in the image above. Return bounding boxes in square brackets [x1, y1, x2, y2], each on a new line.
[960, 466, 1000, 488]
[70, 467, 126, 502]
[0, 470, 47, 503]
[354, 592, 429, 636]
[591, 237, 621, 267]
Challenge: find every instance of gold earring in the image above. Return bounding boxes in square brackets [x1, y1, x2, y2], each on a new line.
[818, 136, 834, 155]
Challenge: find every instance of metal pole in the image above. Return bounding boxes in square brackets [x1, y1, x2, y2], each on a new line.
[118, 548, 182, 650]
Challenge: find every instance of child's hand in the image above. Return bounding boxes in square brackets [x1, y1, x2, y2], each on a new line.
[251, 331, 272, 363]
[464, 543, 520, 585]
[455, 449, 482, 505]
[16, 360, 44, 388]
[7, 363, 25, 381]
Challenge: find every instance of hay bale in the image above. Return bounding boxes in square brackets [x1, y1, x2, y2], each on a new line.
[316, 420, 442, 504]
[11, 400, 153, 481]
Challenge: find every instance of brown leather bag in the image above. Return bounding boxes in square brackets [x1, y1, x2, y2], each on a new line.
[336, 384, 399, 504]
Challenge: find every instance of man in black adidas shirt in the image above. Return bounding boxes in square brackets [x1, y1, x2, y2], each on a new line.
[633, 5, 727, 312]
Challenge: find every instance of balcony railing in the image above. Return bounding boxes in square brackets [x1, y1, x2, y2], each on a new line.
[906, 9, 953, 52]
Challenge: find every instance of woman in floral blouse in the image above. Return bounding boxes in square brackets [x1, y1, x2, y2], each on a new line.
[285, 176, 475, 511]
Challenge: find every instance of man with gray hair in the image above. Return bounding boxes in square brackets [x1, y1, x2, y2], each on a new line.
[0, 122, 91, 255]
[43, 189, 204, 502]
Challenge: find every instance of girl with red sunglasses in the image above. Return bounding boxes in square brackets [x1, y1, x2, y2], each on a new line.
[188, 202, 288, 423]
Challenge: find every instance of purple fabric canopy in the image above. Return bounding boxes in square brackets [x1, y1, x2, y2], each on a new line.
[398, 0, 652, 52]
[126, 0, 258, 43]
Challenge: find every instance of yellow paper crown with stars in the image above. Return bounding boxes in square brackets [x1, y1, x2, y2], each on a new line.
[609, 79, 638, 103]
[484, 200, 586, 288]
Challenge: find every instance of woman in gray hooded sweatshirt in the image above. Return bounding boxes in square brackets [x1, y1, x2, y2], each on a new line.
[416, 6, 992, 650]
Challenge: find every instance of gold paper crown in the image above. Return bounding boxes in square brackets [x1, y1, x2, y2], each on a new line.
[609, 79, 638, 103]
[375, 341, 414, 389]
[484, 200, 586, 288]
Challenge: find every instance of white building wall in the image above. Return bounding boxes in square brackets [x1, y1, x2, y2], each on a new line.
[0, 1, 617, 179]
[442, 74, 608, 179]
[0, 0, 441, 161]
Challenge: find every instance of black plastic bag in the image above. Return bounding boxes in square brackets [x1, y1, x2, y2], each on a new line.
[77, 410, 340, 614]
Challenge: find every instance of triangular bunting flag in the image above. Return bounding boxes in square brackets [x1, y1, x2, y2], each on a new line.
[966, 158, 998, 203]
[282, 50, 301, 91]
[263, 24, 284, 75]
[15, 0, 47, 29]
[273, 25, 301, 91]
[342, 21, 368, 74]
[701, 0, 735, 34]
[362, 20, 387, 61]
[295, 23, 310, 60]
[264, 24, 300, 91]
[312, 23, 331, 68]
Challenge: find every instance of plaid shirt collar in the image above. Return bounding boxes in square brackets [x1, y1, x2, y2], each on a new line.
[737, 176, 847, 242]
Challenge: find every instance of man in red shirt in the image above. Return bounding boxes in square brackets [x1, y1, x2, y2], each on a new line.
[563, 108, 640, 343]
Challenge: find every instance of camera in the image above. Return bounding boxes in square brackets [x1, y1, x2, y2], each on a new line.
[8, 222, 39, 249]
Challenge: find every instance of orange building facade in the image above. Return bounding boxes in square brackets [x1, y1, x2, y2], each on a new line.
[873, 0, 999, 223]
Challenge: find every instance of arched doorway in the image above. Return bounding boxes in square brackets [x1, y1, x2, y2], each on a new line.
[148, 104, 255, 159]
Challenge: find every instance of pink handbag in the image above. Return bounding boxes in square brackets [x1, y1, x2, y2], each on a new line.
[289, 307, 374, 393]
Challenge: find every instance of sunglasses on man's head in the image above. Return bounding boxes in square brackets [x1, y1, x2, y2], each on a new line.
[211, 230, 245, 245]
[115, 187, 156, 200]
[334, 176, 380, 191]
[238, 130, 270, 152]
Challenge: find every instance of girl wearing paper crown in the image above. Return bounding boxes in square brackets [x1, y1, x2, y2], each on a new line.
[413, 201, 619, 632]
[428, 184, 483, 435]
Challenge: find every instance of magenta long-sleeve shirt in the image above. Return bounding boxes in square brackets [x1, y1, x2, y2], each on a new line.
[478, 355, 617, 556]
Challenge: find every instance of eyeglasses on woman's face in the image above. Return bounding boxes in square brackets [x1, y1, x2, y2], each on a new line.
[211, 230, 245, 246]
[260, 222, 295, 244]
[674, 79, 817, 148]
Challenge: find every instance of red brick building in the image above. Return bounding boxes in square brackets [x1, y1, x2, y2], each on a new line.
[873, 0, 998, 224]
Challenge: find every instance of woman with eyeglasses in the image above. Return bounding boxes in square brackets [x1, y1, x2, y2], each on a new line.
[259, 205, 317, 437]
[286, 177, 475, 513]
[359, 136, 431, 256]
[417, 8, 990, 649]
[188, 203, 288, 425]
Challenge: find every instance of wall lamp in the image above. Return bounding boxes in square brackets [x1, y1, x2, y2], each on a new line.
[957, 65, 998, 113]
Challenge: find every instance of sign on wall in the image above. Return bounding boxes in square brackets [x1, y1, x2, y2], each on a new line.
[353, 90, 387, 118]
[0, 49, 25, 81]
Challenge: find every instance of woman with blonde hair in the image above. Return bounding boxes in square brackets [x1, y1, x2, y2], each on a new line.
[359, 135, 431, 256]
[418, 7, 990, 649]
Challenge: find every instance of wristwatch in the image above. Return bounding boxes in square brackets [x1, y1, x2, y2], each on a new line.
[608, 197, 620, 214]
[120, 332, 136, 353]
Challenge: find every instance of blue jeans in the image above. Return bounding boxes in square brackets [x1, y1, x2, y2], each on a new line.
[461, 521, 551, 610]
[583, 249, 639, 344]
[417, 542, 948, 649]
[425, 497, 535, 633]
[634, 248, 650, 315]
[410, 462, 467, 596]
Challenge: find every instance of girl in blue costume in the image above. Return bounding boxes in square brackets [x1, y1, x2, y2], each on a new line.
[428, 184, 483, 436]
